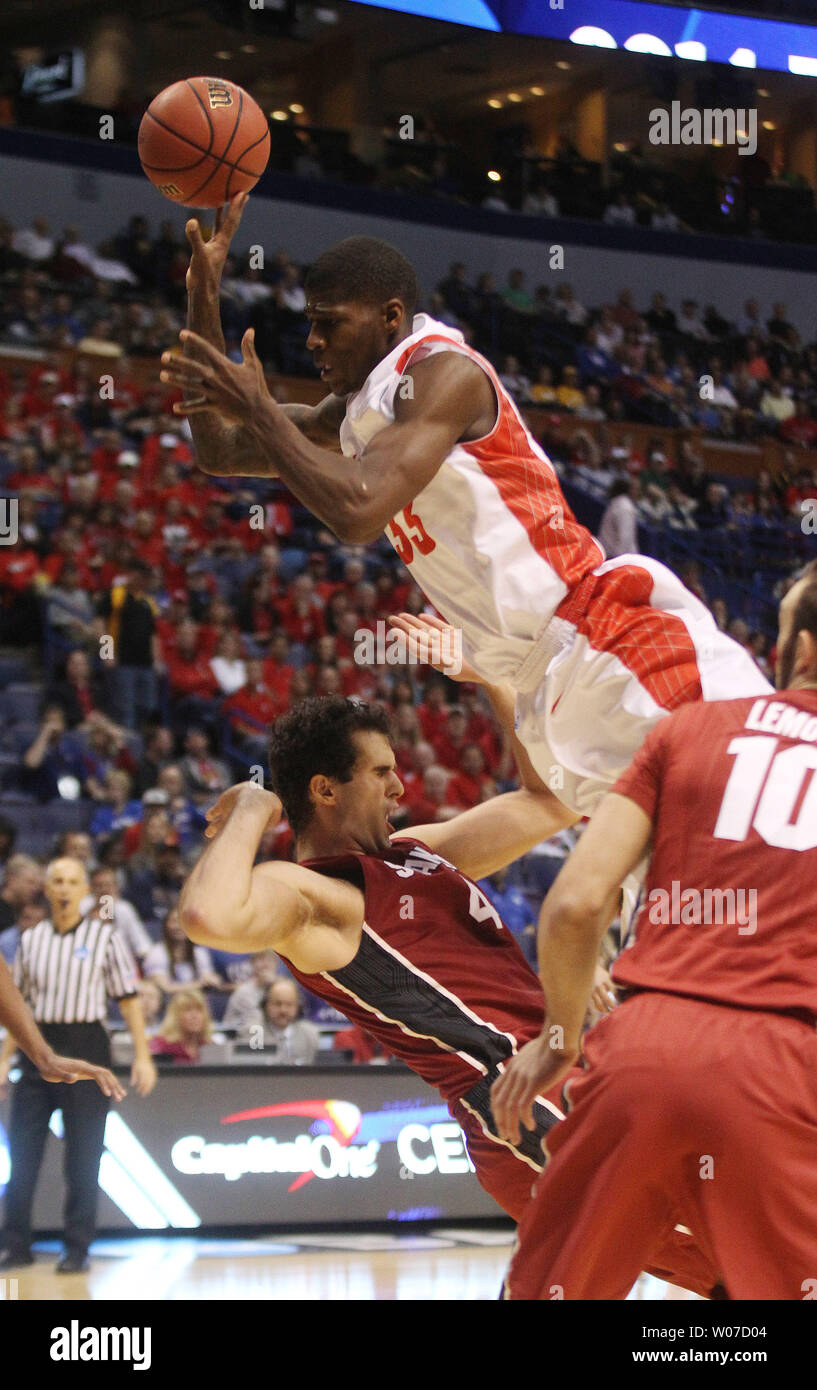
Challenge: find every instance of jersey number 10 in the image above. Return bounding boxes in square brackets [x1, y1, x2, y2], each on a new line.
[713, 736, 817, 851]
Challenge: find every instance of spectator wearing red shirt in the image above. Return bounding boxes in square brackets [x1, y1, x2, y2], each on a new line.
[305, 552, 341, 606]
[223, 659, 280, 762]
[129, 509, 167, 572]
[89, 428, 126, 476]
[278, 574, 325, 647]
[40, 533, 94, 590]
[39, 396, 85, 451]
[96, 449, 146, 505]
[432, 706, 471, 771]
[402, 763, 460, 827]
[6, 443, 56, 498]
[779, 401, 817, 448]
[446, 744, 496, 810]
[392, 739, 436, 805]
[165, 619, 219, 729]
[147, 459, 199, 513]
[197, 597, 239, 661]
[333, 1024, 392, 1064]
[391, 705, 422, 780]
[261, 632, 294, 708]
[139, 432, 193, 484]
[149, 990, 217, 1065]
[238, 575, 280, 644]
[416, 680, 450, 744]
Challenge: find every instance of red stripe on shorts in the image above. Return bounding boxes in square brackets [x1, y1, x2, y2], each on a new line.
[554, 563, 703, 712]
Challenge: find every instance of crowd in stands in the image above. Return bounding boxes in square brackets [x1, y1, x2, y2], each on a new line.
[16, 93, 817, 245]
[1, 205, 813, 1063]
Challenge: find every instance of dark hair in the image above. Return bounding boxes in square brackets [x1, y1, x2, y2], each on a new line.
[304, 237, 418, 319]
[268, 696, 392, 836]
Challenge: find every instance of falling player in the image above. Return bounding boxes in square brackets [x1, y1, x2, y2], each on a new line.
[491, 562, 817, 1299]
[178, 692, 720, 1298]
[160, 194, 770, 837]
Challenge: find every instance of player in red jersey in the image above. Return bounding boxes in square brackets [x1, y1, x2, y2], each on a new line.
[179, 692, 719, 1297]
[492, 561, 817, 1300]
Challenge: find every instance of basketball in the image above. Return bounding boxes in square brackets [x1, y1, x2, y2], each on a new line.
[138, 76, 271, 208]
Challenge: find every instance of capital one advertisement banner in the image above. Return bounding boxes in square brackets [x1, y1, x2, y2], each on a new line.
[0, 1067, 501, 1230]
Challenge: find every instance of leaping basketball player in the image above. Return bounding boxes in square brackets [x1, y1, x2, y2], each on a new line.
[160, 194, 770, 844]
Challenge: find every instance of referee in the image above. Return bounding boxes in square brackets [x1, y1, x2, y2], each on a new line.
[0, 856, 157, 1273]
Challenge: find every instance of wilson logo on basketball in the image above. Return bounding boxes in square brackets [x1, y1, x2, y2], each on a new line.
[207, 81, 233, 108]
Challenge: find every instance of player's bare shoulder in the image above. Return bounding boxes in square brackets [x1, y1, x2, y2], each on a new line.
[396, 351, 497, 442]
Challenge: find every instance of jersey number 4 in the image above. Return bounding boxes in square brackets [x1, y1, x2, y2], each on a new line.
[714, 736, 817, 851]
[386, 506, 436, 564]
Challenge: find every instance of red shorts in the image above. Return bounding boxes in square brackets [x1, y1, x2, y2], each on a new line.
[452, 1070, 720, 1299]
[505, 992, 817, 1300]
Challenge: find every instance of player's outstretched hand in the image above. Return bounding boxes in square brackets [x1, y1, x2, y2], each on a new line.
[161, 327, 271, 425]
[185, 190, 250, 295]
[491, 1033, 578, 1144]
[38, 1052, 127, 1100]
[388, 612, 481, 683]
[204, 782, 284, 840]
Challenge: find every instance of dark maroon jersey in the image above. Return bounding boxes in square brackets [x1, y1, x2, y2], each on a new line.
[281, 838, 546, 1105]
[612, 689, 817, 1017]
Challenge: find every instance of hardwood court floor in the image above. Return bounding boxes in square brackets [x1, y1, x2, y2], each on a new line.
[6, 1230, 701, 1301]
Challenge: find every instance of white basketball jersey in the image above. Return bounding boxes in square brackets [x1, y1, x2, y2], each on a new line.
[339, 314, 604, 689]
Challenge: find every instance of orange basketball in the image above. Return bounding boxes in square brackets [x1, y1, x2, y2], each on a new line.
[138, 76, 271, 208]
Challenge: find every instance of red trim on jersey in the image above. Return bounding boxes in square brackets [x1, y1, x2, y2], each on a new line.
[398, 332, 603, 590]
[555, 564, 703, 711]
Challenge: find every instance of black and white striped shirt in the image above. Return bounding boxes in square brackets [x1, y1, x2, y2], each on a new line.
[13, 916, 139, 1024]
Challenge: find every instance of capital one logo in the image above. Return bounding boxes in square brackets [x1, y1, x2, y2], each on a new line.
[0, 500, 18, 546]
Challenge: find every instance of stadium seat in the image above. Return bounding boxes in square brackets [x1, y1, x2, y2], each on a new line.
[0, 657, 31, 687]
[1, 684, 42, 725]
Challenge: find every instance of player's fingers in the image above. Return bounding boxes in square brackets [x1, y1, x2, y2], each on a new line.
[179, 329, 220, 362]
[388, 613, 429, 636]
[185, 218, 204, 249]
[241, 326, 259, 367]
[171, 400, 214, 417]
[160, 354, 206, 379]
[225, 190, 249, 234]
